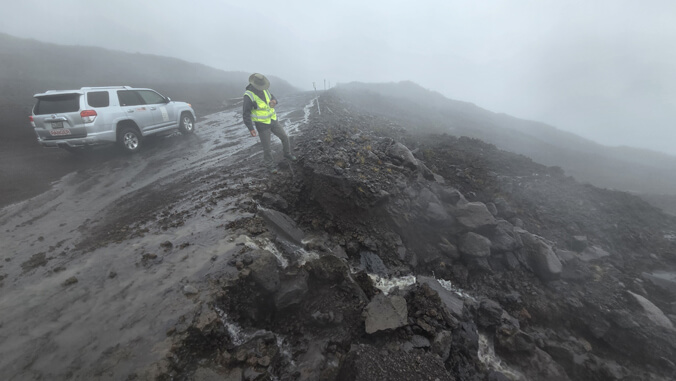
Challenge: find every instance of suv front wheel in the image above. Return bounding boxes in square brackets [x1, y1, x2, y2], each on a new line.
[118, 126, 142, 153]
[179, 113, 195, 134]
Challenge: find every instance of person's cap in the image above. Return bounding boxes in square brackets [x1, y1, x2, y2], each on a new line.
[249, 73, 270, 90]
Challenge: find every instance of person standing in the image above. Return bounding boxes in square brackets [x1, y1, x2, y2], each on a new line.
[243, 73, 296, 173]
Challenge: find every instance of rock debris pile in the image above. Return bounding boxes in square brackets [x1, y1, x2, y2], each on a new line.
[156, 92, 676, 381]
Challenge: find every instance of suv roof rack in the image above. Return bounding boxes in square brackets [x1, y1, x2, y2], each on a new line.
[79, 86, 132, 90]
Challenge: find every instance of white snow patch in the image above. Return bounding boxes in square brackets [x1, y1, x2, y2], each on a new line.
[368, 274, 417, 295]
[436, 278, 477, 301]
[295, 248, 320, 266]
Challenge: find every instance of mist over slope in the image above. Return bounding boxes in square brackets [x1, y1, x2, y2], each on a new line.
[0, 32, 298, 144]
[334, 81, 676, 198]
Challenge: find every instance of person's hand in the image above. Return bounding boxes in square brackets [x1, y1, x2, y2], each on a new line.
[250, 129, 257, 137]
[269, 99, 277, 107]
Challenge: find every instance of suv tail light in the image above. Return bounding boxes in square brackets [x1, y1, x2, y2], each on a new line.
[29, 115, 35, 127]
[80, 109, 97, 123]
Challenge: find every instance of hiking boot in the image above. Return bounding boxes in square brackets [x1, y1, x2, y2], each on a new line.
[284, 154, 297, 161]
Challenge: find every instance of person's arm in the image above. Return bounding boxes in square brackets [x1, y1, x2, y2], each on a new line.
[243, 95, 257, 136]
[269, 93, 277, 107]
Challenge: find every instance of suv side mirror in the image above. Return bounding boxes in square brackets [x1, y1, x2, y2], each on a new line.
[165, 97, 171, 103]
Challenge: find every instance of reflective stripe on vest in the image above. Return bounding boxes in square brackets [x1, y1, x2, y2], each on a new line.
[244, 90, 277, 124]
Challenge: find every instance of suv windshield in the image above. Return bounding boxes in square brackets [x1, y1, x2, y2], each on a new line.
[34, 94, 80, 115]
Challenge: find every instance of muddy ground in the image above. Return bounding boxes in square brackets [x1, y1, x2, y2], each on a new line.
[2, 90, 676, 381]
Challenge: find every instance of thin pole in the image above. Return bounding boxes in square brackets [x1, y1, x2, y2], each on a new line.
[313, 82, 321, 115]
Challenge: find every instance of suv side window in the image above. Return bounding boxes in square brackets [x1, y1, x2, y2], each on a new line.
[117, 90, 145, 107]
[87, 91, 110, 108]
[137, 90, 166, 105]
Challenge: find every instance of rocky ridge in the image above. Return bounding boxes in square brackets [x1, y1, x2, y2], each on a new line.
[153, 91, 676, 380]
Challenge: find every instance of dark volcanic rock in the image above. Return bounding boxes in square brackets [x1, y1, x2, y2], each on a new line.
[643, 271, 676, 297]
[387, 142, 419, 169]
[476, 298, 504, 328]
[305, 254, 349, 283]
[460, 232, 492, 258]
[570, 235, 588, 252]
[453, 202, 497, 231]
[493, 197, 516, 219]
[627, 291, 674, 329]
[516, 229, 562, 281]
[274, 269, 309, 310]
[489, 220, 523, 253]
[337, 344, 455, 380]
[248, 250, 281, 294]
[359, 251, 388, 276]
[258, 207, 305, 245]
[579, 245, 610, 262]
[363, 293, 408, 334]
[417, 276, 464, 318]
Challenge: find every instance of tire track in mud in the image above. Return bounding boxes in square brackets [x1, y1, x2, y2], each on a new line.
[0, 92, 318, 380]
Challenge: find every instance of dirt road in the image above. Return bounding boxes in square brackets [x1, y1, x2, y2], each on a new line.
[0, 92, 318, 380]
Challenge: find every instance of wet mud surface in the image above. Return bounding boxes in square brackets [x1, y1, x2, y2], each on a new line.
[0, 93, 315, 380]
[2, 90, 676, 381]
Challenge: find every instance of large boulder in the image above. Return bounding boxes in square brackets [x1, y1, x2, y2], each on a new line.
[627, 291, 674, 330]
[570, 235, 588, 252]
[258, 207, 305, 245]
[493, 197, 516, 219]
[642, 271, 676, 297]
[579, 245, 610, 262]
[363, 293, 408, 334]
[417, 276, 464, 318]
[453, 202, 497, 231]
[516, 230, 562, 281]
[360, 251, 388, 276]
[274, 270, 309, 310]
[430, 184, 467, 206]
[387, 142, 418, 169]
[427, 202, 450, 222]
[489, 220, 523, 253]
[459, 232, 492, 258]
[248, 250, 281, 294]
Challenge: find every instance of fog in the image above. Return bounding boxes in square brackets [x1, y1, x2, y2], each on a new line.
[3, 0, 676, 154]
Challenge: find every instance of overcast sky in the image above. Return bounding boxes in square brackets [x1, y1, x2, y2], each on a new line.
[3, 0, 676, 154]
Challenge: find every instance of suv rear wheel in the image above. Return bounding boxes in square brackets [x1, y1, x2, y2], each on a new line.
[179, 113, 195, 134]
[118, 126, 142, 153]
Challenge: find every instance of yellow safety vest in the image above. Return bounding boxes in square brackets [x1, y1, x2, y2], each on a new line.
[244, 90, 277, 124]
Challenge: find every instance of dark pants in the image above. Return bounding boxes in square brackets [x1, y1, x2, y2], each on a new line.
[256, 119, 290, 168]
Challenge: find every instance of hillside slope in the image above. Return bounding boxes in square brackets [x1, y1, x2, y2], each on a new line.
[334, 82, 676, 199]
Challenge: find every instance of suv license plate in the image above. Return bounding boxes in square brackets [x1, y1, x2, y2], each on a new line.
[51, 121, 63, 128]
[50, 129, 71, 136]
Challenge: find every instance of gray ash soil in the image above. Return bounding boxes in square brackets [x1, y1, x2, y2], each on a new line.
[2, 90, 676, 381]
[156, 92, 676, 380]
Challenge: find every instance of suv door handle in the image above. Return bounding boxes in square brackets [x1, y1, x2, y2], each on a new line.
[150, 107, 157, 110]
[127, 110, 134, 113]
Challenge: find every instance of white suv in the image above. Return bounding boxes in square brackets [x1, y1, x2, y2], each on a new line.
[30, 86, 196, 153]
